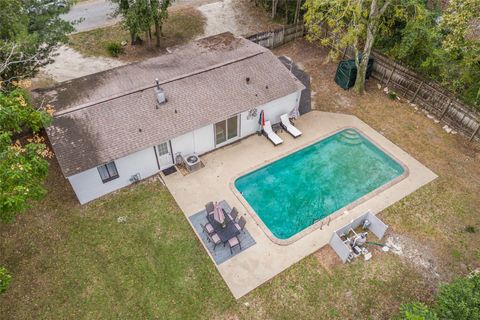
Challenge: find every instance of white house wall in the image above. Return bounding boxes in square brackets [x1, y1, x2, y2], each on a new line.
[67, 90, 302, 204]
[68, 147, 159, 204]
[170, 91, 301, 157]
[170, 124, 215, 157]
[240, 91, 301, 136]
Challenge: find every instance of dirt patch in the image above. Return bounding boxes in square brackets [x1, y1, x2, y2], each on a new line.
[198, 0, 281, 38]
[314, 245, 343, 274]
[33, 45, 124, 83]
[386, 233, 441, 282]
[197, 31, 237, 50]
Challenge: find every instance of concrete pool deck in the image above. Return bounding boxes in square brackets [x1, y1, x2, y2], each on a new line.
[163, 111, 437, 299]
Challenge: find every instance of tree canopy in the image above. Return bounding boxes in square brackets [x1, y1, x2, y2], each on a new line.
[0, 86, 53, 222]
[375, 0, 480, 107]
[396, 274, 480, 320]
[0, 0, 74, 87]
[111, 0, 171, 47]
[304, 0, 426, 94]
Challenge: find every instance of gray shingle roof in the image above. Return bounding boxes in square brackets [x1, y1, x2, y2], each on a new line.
[40, 33, 305, 177]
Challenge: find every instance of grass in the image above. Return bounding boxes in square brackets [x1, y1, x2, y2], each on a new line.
[0, 163, 235, 318]
[69, 7, 206, 60]
[1, 39, 479, 319]
[0, 163, 431, 318]
[274, 39, 480, 279]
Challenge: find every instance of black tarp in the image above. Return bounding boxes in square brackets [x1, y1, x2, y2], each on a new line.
[335, 57, 374, 90]
[278, 56, 311, 115]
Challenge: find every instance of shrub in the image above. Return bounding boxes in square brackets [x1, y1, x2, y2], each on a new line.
[396, 302, 438, 320]
[465, 225, 476, 233]
[105, 42, 124, 57]
[388, 91, 398, 100]
[435, 274, 480, 319]
[0, 266, 12, 294]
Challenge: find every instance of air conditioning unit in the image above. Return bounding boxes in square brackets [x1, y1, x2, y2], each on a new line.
[182, 153, 202, 172]
[129, 173, 141, 183]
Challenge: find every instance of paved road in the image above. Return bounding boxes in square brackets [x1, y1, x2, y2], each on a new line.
[61, 0, 119, 32]
[62, 0, 218, 33]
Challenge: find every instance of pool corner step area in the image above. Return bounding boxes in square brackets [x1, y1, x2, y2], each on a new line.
[234, 128, 406, 243]
[339, 128, 363, 145]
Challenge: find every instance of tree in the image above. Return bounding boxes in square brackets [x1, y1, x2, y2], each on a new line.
[0, 87, 53, 222]
[438, 0, 480, 106]
[373, 0, 480, 107]
[435, 273, 480, 319]
[123, 0, 154, 46]
[294, 0, 302, 23]
[111, 0, 171, 47]
[0, 0, 74, 87]
[152, 0, 171, 48]
[395, 274, 480, 320]
[303, 0, 426, 94]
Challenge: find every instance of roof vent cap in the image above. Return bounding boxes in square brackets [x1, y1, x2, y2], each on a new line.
[155, 78, 166, 106]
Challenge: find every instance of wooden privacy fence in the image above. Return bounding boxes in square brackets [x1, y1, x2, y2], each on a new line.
[368, 50, 480, 143]
[246, 23, 304, 49]
[328, 44, 480, 143]
[248, 24, 480, 143]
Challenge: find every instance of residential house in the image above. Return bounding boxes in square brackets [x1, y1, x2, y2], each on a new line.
[35, 33, 305, 204]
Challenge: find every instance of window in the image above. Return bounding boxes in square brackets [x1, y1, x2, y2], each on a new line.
[98, 161, 119, 183]
[227, 116, 238, 140]
[215, 115, 238, 145]
[157, 142, 169, 156]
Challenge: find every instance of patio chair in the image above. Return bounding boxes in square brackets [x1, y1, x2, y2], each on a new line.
[235, 216, 247, 233]
[206, 232, 222, 250]
[227, 236, 242, 255]
[280, 114, 302, 138]
[263, 121, 283, 146]
[200, 222, 215, 236]
[205, 201, 214, 216]
[228, 207, 239, 222]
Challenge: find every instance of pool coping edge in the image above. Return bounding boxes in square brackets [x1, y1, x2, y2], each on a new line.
[229, 126, 410, 246]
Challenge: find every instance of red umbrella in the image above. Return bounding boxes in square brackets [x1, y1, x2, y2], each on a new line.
[258, 110, 265, 128]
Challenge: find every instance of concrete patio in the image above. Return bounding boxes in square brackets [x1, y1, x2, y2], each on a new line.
[163, 110, 437, 299]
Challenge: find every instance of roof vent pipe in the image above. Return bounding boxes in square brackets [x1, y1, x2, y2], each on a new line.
[154, 78, 166, 107]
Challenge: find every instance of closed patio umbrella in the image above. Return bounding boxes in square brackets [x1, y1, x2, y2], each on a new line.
[213, 202, 225, 225]
[258, 110, 265, 131]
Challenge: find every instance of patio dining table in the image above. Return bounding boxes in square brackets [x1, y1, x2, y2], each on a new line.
[207, 208, 240, 243]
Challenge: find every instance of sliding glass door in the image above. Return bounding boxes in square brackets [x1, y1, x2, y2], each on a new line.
[215, 115, 239, 146]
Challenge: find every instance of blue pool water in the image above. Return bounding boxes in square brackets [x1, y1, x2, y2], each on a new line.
[234, 129, 405, 240]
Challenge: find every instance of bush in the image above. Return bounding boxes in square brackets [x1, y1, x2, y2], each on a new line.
[465, 225, 476, 233]
[388, 91, 398, 100]
[435, 274, 480, 319]
[396, 302, 438, 320]
[0, 266, 12, 294]
[105, 42, 124, 57]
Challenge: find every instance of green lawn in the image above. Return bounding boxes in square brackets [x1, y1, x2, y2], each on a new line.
[0, 163, 235, 319]
[0, 161, 433, 319]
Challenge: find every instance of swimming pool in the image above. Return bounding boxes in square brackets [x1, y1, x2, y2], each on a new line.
[234, 128, 406, 242]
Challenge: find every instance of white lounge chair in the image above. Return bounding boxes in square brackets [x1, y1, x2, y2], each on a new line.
[280, 114, 302, 138]
[263, 121, 283, 146]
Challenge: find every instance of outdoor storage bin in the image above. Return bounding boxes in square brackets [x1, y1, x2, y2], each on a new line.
[334, 57, 374, 90]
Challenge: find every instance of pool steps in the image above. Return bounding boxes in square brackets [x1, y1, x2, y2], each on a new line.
[338, 129, 363, 145]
